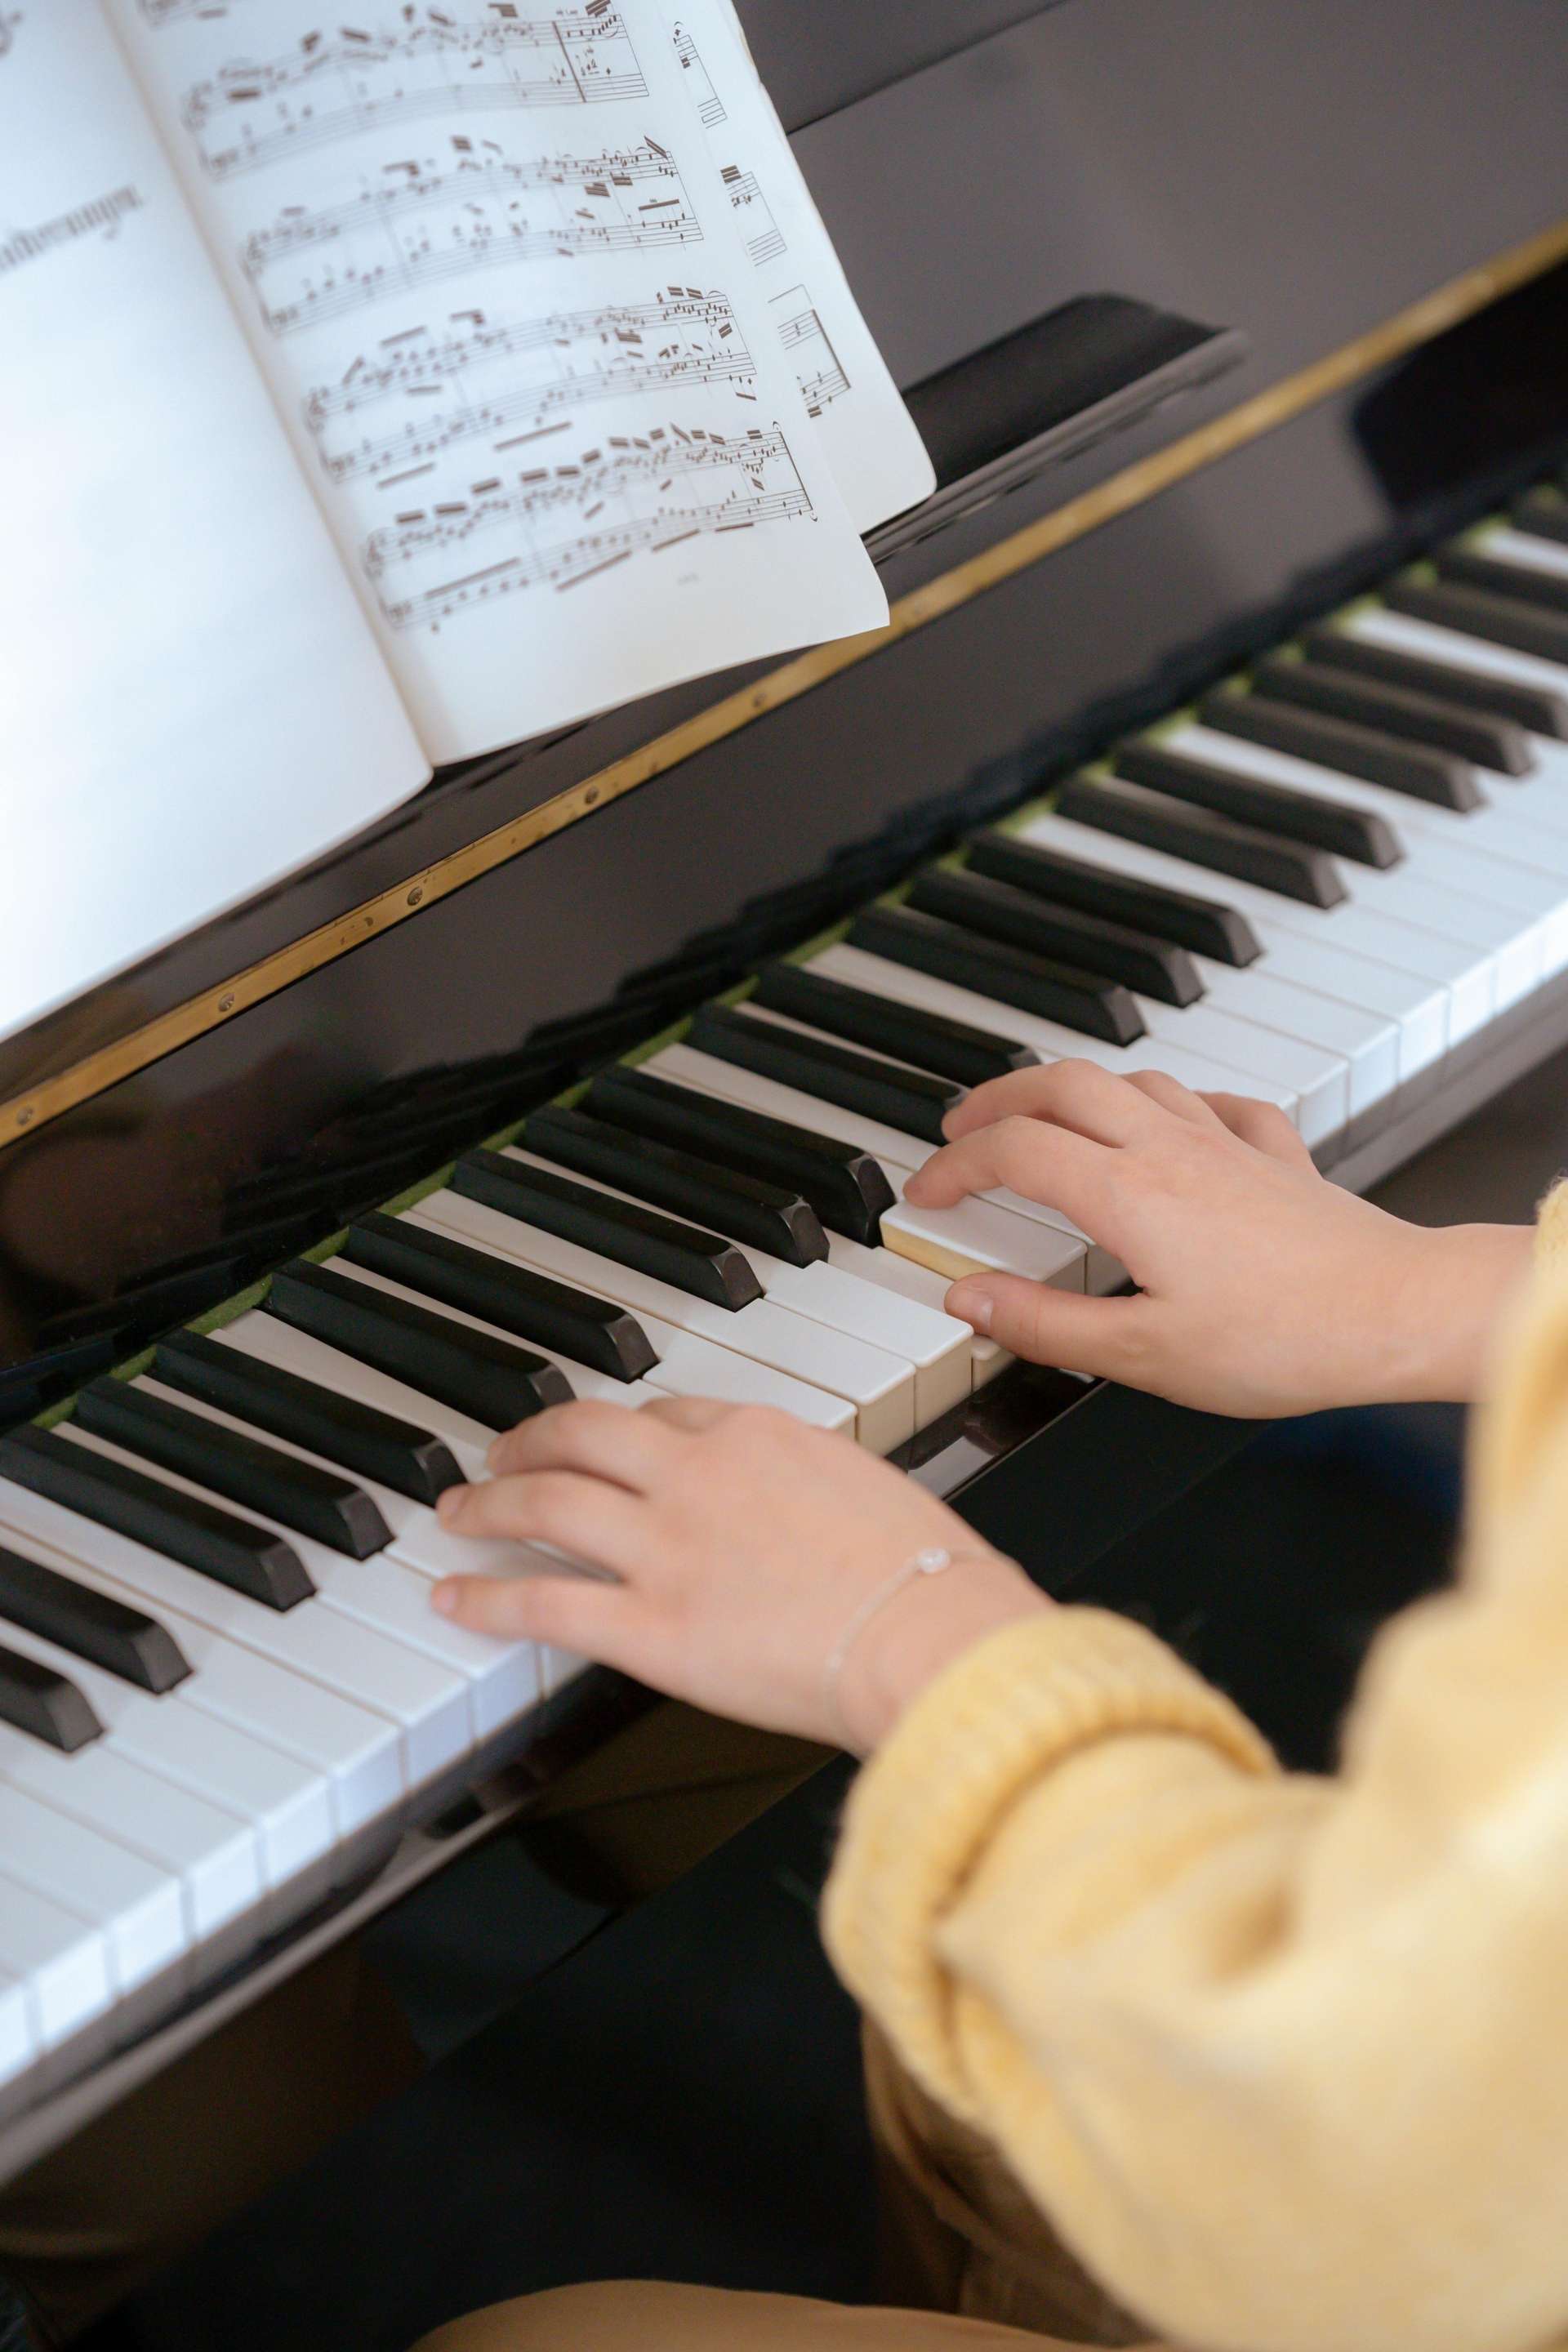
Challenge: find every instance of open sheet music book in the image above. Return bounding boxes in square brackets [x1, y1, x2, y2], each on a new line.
[0, 1, 933, 1044]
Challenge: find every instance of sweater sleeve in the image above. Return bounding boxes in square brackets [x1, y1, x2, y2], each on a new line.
[823, 1198, 1568, 2352]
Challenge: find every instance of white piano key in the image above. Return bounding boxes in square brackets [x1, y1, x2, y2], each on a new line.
[0, 1467, 470, 1794]
[820, 1233, 1012, 1379]
[1341, 604, 1568, 697]
[1468, 522, 1568, 584]
[506, 1129, 973, 1423]
[0, 1872, 110, 2053]
[0, 1717, 260, 1950]
[1131, 996, 1347, 1143]
[750, 1256, 971, 1420]
[55, 1422, 519, 1751]
[1221, 921, 1446, 1085]
[404, 1186, 910, 1448]
[0, 1780, 185, 1996]
[388, 1203, 858, 1437]
[1014, 811, 1497, 1043]
[1169, 720, 1568, 974]
[1184, 956, 1399, 1117]
[646, 1043, 1094, 1291]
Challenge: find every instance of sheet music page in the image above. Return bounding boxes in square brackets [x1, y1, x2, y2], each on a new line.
[108, 0, 889, 766]
[0, 1, 429, 1047]
[669, 0, 935, 532]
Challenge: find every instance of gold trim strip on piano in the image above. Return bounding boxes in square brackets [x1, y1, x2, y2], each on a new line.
[7, 213, 1568, 1152]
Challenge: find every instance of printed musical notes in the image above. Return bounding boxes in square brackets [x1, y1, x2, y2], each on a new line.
[363, 419, 813, 626]
[306, 286, 754, 481]
[182, 7, 646, 180]
[718, 161, 783, 266]
[243, 139, 700, 334]
[670, 20, 724, 127]
[769, 285, 849, 415]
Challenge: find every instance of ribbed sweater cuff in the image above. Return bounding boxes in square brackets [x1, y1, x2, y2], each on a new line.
[822, 1609, 1273, 2121]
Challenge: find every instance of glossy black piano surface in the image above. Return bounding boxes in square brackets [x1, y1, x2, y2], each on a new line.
[2, 0, 1567, 2206]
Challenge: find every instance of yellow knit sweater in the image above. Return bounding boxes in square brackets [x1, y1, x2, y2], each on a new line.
[824, 1192, 1568, 2352]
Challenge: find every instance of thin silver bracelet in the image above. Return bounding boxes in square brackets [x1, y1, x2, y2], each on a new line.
[821, 1545, 992, 1753]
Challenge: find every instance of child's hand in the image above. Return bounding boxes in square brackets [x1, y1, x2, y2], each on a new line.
[432, 1399, 1045, 1753]
[905, 1062, 1531, 1416]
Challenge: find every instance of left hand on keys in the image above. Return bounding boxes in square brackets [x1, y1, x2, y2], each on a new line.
[431, 1399, 1045, 1753]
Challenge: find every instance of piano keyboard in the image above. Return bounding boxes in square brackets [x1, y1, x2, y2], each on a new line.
[5, 489, 1568, 2116]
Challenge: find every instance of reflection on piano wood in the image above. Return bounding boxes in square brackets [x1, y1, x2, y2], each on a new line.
[671, 20, 724, 128]
[363, 418, 812, 625]
[182, 5, 647, 181]
[243, 138, 701, 335]
[305, 287, 755, 483]
[719, 162, 784, 267]
[770, 285, 850, 416]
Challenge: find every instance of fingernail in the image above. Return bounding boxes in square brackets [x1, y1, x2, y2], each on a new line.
[430, 1581, 459, 1616]
[948, 1279, 995, 1334]
[486, 1437, 506, 1472]
[435, 1486, 465, 1524]
[904, 1165, 933, 1203]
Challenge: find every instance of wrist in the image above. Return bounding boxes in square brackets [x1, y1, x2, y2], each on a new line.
[836, 1552, 1049, 1755]
[1383, 1222, 1535, 1403]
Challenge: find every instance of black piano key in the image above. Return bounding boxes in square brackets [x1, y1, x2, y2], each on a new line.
[586, 1068, 895, 1247]
[1115, 738, 1404, 866]
[1303, 622, 1568, 741]
[1195, 688, 1483, 813]
[524, 1102, 830, 1270]
[1512, 488, 1568, 549]
[687, 1004, 965, 1148]
[965, 831, 1263, 967]
[0, 1425, 314, 1613]
[1054, 775, 1347, 909]
[1436, 542, 1568, 618]
[267, 1263, 572, 1434]
[454, 1152, 762, 1314]
[154, 1331, 462, 1508]
[0, 1642, 102, 1753]
[751, 963, 1037, 1088]
[0, 1543, 190, 1695]
[1383, 577, 1568, 669]
[1250, 654, 1533, 775]
[847, 905, 1145, 1046]
[73, 1380, 391, 1561]
[909, 865, 1205, 1005]
[345, 1209, 659, 1383]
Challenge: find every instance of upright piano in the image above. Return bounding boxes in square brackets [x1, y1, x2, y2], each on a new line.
[2, 0, 1567, 2220]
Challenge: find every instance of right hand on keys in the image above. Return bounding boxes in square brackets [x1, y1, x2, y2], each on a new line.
[903, 1062, 1533, 1417]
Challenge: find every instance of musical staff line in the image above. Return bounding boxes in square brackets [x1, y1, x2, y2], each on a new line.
[306, 286, 754, 479]
[183, 6, 646, 181]
[242, 139, 702, 335]
[364, 419, 812, 625]
[670, 20, 724, 127]
[769, 283, 850, 415]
